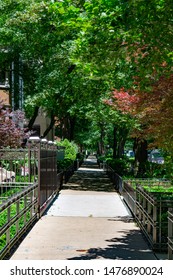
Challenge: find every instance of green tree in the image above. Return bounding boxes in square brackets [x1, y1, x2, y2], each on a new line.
[0, 0, 82, 136]
[1, 0, 172, 158]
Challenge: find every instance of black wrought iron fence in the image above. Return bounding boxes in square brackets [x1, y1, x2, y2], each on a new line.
[0, 182, 38, 259]
[27, 137, 64, 215]
[168, 208, 173, 259]
[104, 164, 123, 191]
[104, 163, 173, 255]
[135, 186, 173, 251]
[0, 137, 65, 259]
[64, 164, 75, 184]
[121, 181, 136, 214]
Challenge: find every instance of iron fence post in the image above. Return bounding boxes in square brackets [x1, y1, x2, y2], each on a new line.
[28, 136, 41, 217]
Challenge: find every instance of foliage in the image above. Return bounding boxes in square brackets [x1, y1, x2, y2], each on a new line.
[0, 187, 21, 203]
[56, 138, 79, 171]
[55, 138, 78, 161]
[76, 152, 84, 161]
[106, 157, 131, 176]
[161, 156, 173, 182]
[134, 75, 173, 154]
[74, 0, 173, 156]
[0, 0, 173, 160]
[97, 154, 106, 162]
[107, 75, 173, 156]
[0, 200, 31, 252]
[57, 158, 73, 171]
[105, 88, 139, 113]
[105, 153, 173, 180]
[0, 102, 29, 148]
[137, 161, 166, 179]
[0, 0, 83, 137]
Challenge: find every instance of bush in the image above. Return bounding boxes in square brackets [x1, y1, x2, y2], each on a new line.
[57, 158, 73, 171]
[97, 155, 106, 162]
[76, 152, 84, 161]
[55, 139, 79, 172]
[55, 139, 78, 161]
[142, 161, 167, 178]
[106, 157, 130, 176]
[163, 156, 173, 181]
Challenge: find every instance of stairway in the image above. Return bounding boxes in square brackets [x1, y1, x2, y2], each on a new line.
[63, 156, 115, 192]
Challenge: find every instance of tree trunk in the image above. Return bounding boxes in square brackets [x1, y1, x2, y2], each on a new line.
[69, 116, 76, 141]
[27, 106, 39, 131]
[61, 116, 70, 139]
[117, 128, 128, 158]
[41, 112, 55, 139]
[113, 126, 118, 158]
[117, 137, 126, 158]
[100, 125, 105, 154]
[133, 137, 148, 177]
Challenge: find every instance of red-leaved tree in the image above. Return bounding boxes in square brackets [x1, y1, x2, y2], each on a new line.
[0, 101, 29, 148]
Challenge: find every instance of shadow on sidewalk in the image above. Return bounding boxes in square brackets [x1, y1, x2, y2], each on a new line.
[67, 226, 156, 260]
[63, 171, 115, 192]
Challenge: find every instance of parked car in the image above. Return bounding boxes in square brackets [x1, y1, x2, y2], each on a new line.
[126, 150, 135, 158]
[148, 149, 164, 164]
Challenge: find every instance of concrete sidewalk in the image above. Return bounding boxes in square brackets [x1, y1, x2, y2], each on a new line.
[11, 157, 165, 260]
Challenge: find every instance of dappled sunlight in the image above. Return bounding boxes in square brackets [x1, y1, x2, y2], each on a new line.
[63, 156, 115, 192]
[79, 168, 103, 172]
[67, 227, 156, 260]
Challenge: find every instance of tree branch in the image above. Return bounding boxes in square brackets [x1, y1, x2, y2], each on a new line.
[41, 112, 55, 138]
[27, 106, 39, 130]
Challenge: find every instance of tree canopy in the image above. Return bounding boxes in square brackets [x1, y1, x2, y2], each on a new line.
[0, 0, 172, 156]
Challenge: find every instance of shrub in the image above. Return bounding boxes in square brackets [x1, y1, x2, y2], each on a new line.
[57, 158, 73, 171]
[55, 139, 79, 171]
[106, 157, 130, 176]
[55, 139, 78, 161]
[142, 161, 166, 178]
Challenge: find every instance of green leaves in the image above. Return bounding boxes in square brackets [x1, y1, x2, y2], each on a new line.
[0, 0, 172, 151]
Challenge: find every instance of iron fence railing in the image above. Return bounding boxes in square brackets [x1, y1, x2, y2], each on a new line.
[64, 164, 75, 184]
[0, 137, 78, 259]
[39, 172, 64, 217]
[105, 165, 135, 214]
[0, 182, 38, 259]
[135, 186, 173, 251]
[0, 182, 32, 204]
[27, 137, 63, 215]
[104, 164, 123, 191]
[168, 208, 173, 260]
[0, 145, 39, 259]
[121, 181, 136, 214]
[104, 163, 173, 255]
